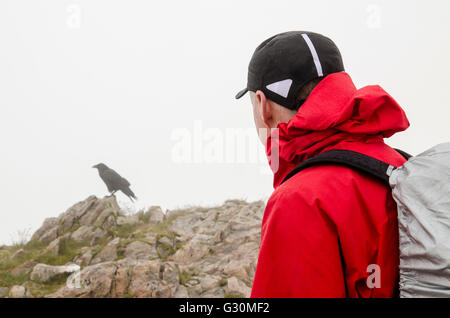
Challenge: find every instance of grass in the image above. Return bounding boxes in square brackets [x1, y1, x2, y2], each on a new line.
[218, 278, 227, 287]
[0, 243, 45, 284]
[26, 274, 69, 298]
[175, 242, 184, 250]
[25, 240, 47, 250]
[224, 292, 245, 298]
[34, 238, 85, 266]
[0, 237, 86, 288]
[156, 243, 175, 261]
[0, 272, 30, 289]
[0, 250, 11, 262]
[138, 212, 150, 224]
[25, 274, 70, 297]
[90, 245, 103, 257]
[58, 222, 82, 238]
[108, 223, 140, 239]
[9, 228, 32, 249]
[116, 253, 126, 261]
[179, 271, 193, 286]
[151, 217, 177, 240]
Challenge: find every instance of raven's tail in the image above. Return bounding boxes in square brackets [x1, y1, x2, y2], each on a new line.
[122, 187, 137, 202]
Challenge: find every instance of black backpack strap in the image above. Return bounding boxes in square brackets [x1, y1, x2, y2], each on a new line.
[281, 149, 402, 185]
[393, 148, 413, 160]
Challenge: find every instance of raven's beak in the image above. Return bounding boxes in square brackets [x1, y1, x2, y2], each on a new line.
[92, 165, 97, 169]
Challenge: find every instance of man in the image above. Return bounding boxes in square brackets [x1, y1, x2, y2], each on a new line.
[235, 31, 410, 297]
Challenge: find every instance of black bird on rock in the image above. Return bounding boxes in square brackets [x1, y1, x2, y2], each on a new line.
[92, 163, 137, 202]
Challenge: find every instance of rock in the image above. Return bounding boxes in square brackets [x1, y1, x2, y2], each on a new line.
[199, 275, 220, 291]
[158, 236, 172, 246]
[128, 260, 163, 297]
[144, 232, 158, 245]
[9, 248, 25, 261]
[144, 206, 164, 224]
[25, 288, 34, 298]
[95, 207, 117, 228]
[30, 217, 58, 242]
[48, 262, 117, 298]
[32, 196, 119, 243]
[58, 196, 99, 232]
[173, 285, 189, 298]
[223, 259, 250, 281]
[152, 285, 171, 297]
[74, 250, 93, 267]
[117, 215, 140, 226]
[30, 263, 80, 283]
[202, 288, 225, 298]
[11, 260, 38, 277]
[226, 277, 251, 298]
[0, 287, 9, 298]
[170, 240, 209, 264]
[9, 285, 26, 298]
[39, 227, 59, 244]
[8, 195, 265, 299]
[47, 234, 72, 256]
[111, 266, 131, 297]
[79, 198, 112, 225]
[43, 238, 61, 256]
[161, 262, 179, 285]
[91, 238, 120, 264]
[169, 211, 204, 238]
[90, 228, 107, 246]
[124, 241, 157, 260]
[156, 237, 174, 260]
[71, 225, 95, 243]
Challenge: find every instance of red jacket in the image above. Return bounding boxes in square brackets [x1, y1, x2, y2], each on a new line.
[250, 72, 410, 298]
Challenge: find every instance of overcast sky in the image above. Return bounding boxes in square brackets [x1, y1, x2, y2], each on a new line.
[1, 0, 450, 245]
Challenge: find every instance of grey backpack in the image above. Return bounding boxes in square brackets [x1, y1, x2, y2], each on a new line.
[281, 143, 450, 297]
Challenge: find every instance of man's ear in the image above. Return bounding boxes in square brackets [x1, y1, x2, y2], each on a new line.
[255, 90, 273, 128]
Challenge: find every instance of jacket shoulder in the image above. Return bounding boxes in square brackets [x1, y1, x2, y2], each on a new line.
[275, 164, 369, 198]
[267, 162, 394, 226]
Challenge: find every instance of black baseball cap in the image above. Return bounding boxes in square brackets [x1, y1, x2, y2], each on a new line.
[235, 31, 345, 110]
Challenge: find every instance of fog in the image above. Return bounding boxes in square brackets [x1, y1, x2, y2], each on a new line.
[1, 0, 450, 244]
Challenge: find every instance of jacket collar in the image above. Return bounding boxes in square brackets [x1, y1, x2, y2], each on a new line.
[266, 72, 410, 188]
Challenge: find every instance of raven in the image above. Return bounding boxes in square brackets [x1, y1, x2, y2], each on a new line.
[92, 163, 137, 202]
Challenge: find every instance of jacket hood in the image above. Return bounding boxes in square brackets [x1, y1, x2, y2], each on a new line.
[266, 72, 410, 188]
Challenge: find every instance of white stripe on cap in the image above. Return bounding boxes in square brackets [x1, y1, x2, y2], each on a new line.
[301, 33, 324, 77]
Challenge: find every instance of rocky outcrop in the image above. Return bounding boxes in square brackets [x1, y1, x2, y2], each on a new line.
[31, 196, 120, 245]
[91, 238, 119, 264]
[11, 260, 37, 277]
[10, 248, 25, 261]
[0, 287, 9, 297]
[0, 196, 264, 298]
[9, 285, 26, 298]
[30, 264, 80, 283]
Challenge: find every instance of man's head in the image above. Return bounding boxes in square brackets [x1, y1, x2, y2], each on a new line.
[249, 77, 323, 145]
[236, 31, 344, 146]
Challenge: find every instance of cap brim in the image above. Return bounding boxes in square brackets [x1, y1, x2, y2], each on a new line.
[235, 88, 248, 99]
